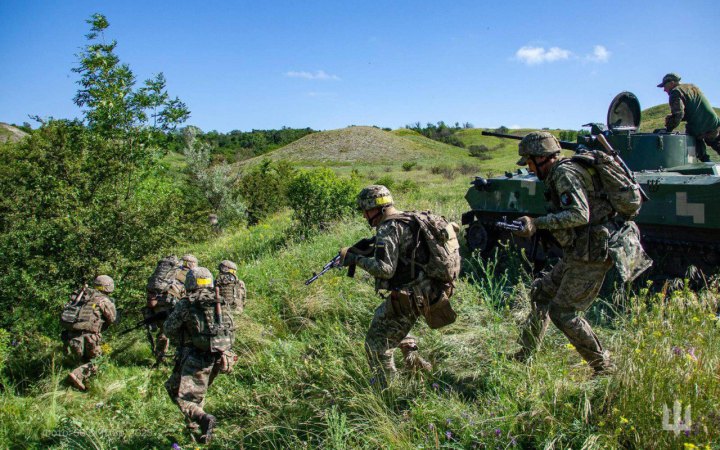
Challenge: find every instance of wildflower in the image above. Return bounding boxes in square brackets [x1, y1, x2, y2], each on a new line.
[369, 377, 376, 385]
[445, 431, 453, 440]
[495, 428, 502, 437]
[564, 343, 575, 350]
[510, 437, 517, 446]
[172, 444, 181, 450]
[432, 382, 440, 390]
[685, 429, 691, 437]
[446, 418, 452, 425]
[672, 346, 683, 356]
[683, 444, 698, 450]
[10, 340, 18, 347]
[620, 416, 630, 424]
[687, 347, 697, 359]
[428, 423, 435, 431]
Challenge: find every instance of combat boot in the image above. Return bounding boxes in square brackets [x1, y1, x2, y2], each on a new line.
[199, 414, 216, 444]
[592, 362, 617, 378]
[399, 337, 432, 372]
[67, 373, 86, 391]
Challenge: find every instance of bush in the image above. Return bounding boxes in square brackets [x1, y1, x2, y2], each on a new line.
[469, 144, 491, 159]
[395, 179, 419, 193]
[239, 159, 296, 224]
[402, 161, 418, 171]
[373, 175, 395, 190]
[287, 168, 359, 229]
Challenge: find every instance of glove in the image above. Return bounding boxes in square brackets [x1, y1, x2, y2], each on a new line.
[513, 216, 536, 238]
[339, 247, 358, 267]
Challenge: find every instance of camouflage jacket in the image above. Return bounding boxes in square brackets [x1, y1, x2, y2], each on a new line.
[535, 158, 614, 262]
[355, 210, 428, 291]
[64, 288, 117, 334]
[666, 84, 720, 136]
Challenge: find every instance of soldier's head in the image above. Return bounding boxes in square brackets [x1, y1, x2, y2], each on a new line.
[94, 275, 115, 293]
[517, 131, 562, 180]
[184, 267, 214, 292]
[218, 260, 238, 275]
[657, 72, 681, 93]
[182, 254, 198, 270]
[357, 185, 394, 227]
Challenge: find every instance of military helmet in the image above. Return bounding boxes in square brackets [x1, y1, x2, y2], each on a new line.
[184, 267, 214, 291]
[517, 131, 561, 166]
[357, 185, 394, 211]
[182, 254, 198, 269]
[218, 260, 238, 274]
[657, 72, 681, 88]
[94, 275, 115, 293]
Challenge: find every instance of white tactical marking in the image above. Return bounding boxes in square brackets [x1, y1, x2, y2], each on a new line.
[676, 192, 705, 224]
[520, 180, 536, 196]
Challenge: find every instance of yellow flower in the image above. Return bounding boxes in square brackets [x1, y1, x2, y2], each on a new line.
[692, 316, 701, 323]
[565, 343, 575, 350]
[620, 416, 629, 424]
[101, 343, 112, 354]
[683, 444, 698, 450]
[653, 331, 662, 337]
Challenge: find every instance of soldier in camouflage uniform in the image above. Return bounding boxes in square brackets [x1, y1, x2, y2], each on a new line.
[659, 72, 720, 162]
[60, 275, 117, 391]
[511, 132, 618, 375]
[340, 185, 434, 387]
[216, 260, 246, 313]
[164, 267, 235, 444]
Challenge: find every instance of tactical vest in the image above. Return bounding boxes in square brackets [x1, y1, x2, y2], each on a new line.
[185, 290, 235, 353]
[60, 289, 109, 333]
[216, 273, 246, 311]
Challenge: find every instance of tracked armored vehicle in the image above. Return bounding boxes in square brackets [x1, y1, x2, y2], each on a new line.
[462, 92, 720, 277]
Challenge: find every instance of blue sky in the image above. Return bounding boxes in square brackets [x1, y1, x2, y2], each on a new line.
[1, 0, 718, 132]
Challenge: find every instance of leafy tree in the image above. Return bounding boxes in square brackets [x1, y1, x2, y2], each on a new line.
[239, 159, 296, 224]
[0, 14, 190, 332]
[287, 168, 359, 230]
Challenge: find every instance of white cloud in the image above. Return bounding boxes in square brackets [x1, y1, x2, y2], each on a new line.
[515, 46, 572, 65]
[285, 70, 340, 80]
[586, 45, 610, 63]
[509, 124, 523, 129]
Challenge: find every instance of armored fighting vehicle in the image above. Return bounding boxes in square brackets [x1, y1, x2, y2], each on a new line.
[462, 92, 720, 277]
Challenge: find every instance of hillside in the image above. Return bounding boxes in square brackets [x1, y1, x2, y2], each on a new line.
[0, 122, 29, 144]
[240, 125, 474, 167]
[639, 104, 720, 132]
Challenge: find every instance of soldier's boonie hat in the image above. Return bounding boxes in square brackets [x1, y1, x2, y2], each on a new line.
[185, 267, 214, 291]
[218, 260, 238, 274]
[517, 131, 562, 165]
[182, 254, 198, 268]
[94, 275, 115, 293]
[357, 185, 394, 211]
[657, 72, 681, 87]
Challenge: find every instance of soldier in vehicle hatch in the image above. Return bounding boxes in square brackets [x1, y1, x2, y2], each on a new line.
[510, 131, 634, 376]
[659, 72, 720, 162]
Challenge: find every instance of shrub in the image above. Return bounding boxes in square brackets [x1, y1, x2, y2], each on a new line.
[395, 179, 419, 193]
[469, 144, 491, 159]
[402, 161, 417, 171]
[239, 159, 296, 224]
[287, 168, 359, 229]
[458, 163, 481, 175]
[373, 175, 395, 190]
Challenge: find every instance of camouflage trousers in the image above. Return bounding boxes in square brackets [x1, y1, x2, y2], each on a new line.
[695, 126, 720, 161]
[165, 347, 223, 424]
[517, 256, 613, 371]
[365, 291, 431, 387]
[62, 331, 102, 384]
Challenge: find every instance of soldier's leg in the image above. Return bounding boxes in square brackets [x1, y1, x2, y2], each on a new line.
[515, 260, 565, 360]
[696, 138, 710, 162]
[64, 332, 87, 390]
[176, 352, 215, 423]
[549, 259, 613, 371]
[364, 298, 418, 387]
[155, 323, 170, 363]
[70, 334, 102, 385]
[706, 128, 720, 157]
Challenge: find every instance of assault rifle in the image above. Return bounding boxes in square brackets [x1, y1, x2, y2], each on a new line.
[305, 237, 376, 285]
[119, 310, 169, 336]
[494, 216, 525, 232]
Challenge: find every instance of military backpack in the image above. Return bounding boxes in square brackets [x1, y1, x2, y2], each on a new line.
[147, 255, 182, 294]
[187, 291, 235, 353]
[60, 288, 106, 333]
[389, 211, 462, 284]
[216, 274, 246, 311]
[571, 150, 642, 219]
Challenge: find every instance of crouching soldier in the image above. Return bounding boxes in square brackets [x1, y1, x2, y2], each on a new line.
[216, 260, 246, 314]
[59, 275, 117, 391]
[164, 267, 236, 444]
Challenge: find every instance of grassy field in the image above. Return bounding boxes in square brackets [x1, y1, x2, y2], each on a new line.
[2, 126, 720, 449]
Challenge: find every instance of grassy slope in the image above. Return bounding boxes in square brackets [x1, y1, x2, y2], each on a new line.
[2, 127, 720, 449]
[639, 104, 720, 133]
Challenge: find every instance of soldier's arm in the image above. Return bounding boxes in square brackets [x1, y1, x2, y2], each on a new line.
[665, 90, 685, 132]
[355, 222, 402, 279]
[163, 299, 187, 340]
[534, 168, 590, 230]
[99, 297, 117, 325]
